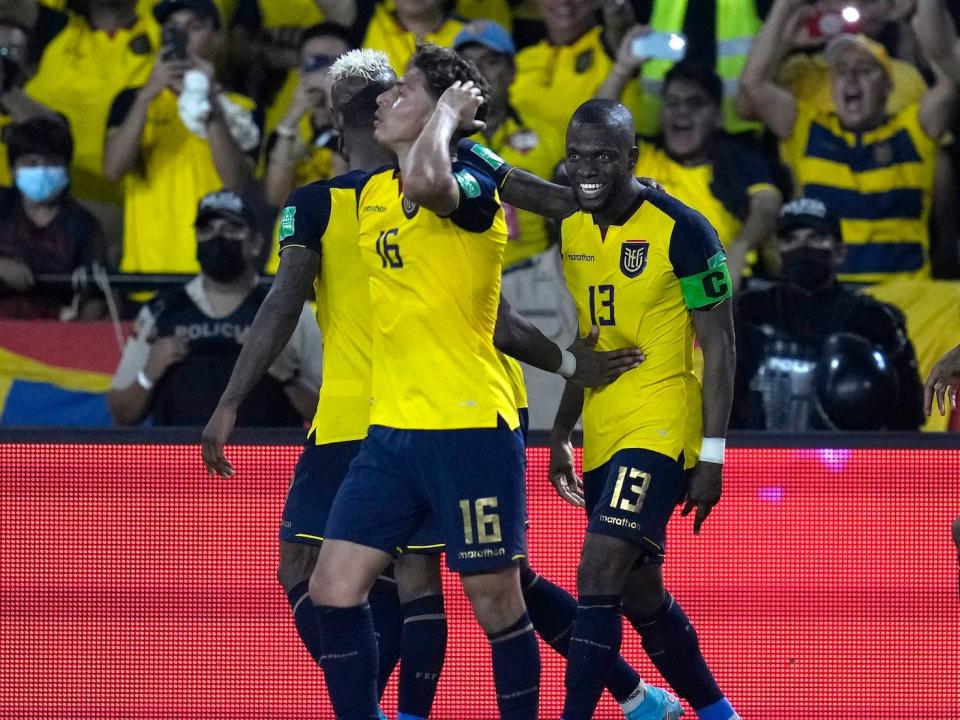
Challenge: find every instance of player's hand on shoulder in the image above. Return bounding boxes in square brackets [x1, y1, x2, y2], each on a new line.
[924, 343, 960, 416]
[681, 461, 723, 535]
[637, 176, 664, 194]
[201, 405, 238, 478]
[569, 325, 645, 388]
[438, 80, 486, 134]
[548, 438, 584, 507]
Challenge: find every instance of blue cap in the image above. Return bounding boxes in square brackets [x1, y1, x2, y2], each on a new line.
[454, 20, 515, 57]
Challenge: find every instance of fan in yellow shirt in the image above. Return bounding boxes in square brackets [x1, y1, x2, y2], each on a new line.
[104, 0, 260, 276]
[510, 0, 634, 137]
[10, 0, 161, 205]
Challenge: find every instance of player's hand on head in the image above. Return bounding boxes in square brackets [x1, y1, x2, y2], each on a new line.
[438, 80, 486, 133]
[681, 461, 723, 535]
[924, 344, 960, 416]
[201, 405, 238, 478]
[569, 325, 645, 388]
[549, 439, 584, 507]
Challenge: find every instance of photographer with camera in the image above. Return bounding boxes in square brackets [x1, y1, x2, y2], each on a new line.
[104, 0, 261, 279]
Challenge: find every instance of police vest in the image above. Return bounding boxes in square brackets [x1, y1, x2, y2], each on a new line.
[148, 284, 302, 427]
[637, 0, 761, 136]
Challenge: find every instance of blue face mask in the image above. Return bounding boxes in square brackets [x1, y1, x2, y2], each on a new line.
[14, 166, 70, 203]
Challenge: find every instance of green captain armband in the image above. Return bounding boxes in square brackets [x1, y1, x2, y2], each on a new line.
[678, 252, 733, 309]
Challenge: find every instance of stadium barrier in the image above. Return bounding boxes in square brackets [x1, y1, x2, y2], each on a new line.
[1, 429, 957, 719]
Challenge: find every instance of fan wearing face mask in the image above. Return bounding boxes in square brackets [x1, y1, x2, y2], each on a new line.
[730, 196, 925, 431]
[107, 189, 321, 428]
[0, 116, 106, 319]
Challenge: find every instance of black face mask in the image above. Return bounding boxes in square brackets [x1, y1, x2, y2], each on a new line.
[197, 236, 247, 282]
[780, 246, 835, 290]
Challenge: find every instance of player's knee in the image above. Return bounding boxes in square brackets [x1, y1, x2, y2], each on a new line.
[394, 553, 443, 604]
[461, 566, 525, 634]
[277, 541, 320, 594]
[575, 553, 632, 596]
[620, 564, 666, 618]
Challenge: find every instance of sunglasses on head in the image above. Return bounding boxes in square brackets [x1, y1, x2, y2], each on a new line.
[301, 54, 336, 74]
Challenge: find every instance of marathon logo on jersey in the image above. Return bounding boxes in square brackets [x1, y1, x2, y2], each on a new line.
[620, 241, 648, 278]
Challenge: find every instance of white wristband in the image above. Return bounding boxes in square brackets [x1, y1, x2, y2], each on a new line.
[136, 370, 154, 391]
[699, 437, 726, 464]
[557, 349, 577, 379]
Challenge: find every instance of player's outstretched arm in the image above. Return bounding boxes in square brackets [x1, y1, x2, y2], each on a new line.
[682, 301, 736, 535]
[924, 343, 960, 416]
[494, 296, 645, 387]
[548, 381, 586, 507]
[201, 247, 318, 477]
[402, 81, 484, 216]
[914, 0, 960, 86]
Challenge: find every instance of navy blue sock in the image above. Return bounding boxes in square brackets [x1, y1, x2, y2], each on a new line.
[397, 594, 447, 720]
[521, 568, 641, 704]
[286, 579, 324, 665]
[317, 603, 381, 720]
[369, 574, 403, 698]
[562, 595, 623, 720]
[487, 611, 540, 720]
[627, 594, 724, 711]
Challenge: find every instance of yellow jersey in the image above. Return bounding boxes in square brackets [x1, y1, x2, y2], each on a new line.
[107, 87, 259, 274]
[0, 115, 11, 188]
[357, 162, 517, 430]
[498, 351, 529, 412]
[277, 171, 373, 444]
[560, 189, 732, 471]
[27, 7, 160, 204]
[780, 101, 938, 283]
[361, 3, 464, 74]
[469, 108, 563, 268]
[511, 26, 613, 134]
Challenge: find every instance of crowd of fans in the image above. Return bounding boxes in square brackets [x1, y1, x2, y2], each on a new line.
[1, 0, 958, 431]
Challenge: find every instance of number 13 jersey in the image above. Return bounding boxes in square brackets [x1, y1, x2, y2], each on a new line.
[560, 188, 732, 472]
[357, 162, 517, 431]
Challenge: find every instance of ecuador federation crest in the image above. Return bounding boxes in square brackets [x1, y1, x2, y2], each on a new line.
[620, 241, 648, 278]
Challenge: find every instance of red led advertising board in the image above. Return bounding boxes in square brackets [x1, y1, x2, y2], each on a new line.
[1, 441, 957, 718]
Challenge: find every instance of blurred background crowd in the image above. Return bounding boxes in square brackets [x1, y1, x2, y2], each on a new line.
[1, 0, 959, 433]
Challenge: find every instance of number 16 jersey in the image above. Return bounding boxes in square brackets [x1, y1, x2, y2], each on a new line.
[560, 188, 732, 472]
[357, 161, 517, 431]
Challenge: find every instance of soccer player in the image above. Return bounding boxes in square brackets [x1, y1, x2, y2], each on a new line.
[303, 44, 543, 720]
[202, 47, 646, 718]
[548, 99, 740, 720]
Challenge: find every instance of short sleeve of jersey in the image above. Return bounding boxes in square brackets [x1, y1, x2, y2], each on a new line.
[457, 139, 514, 188]
[277, 182, 332, 255]
[649, 191, 732, 310]
[447, 161, 500, 233]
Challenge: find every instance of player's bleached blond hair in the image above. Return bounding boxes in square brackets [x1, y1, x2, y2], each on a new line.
[329, 49, 395, 84]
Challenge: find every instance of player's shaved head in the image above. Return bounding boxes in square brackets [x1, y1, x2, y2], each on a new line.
[568, 99, 636, 148]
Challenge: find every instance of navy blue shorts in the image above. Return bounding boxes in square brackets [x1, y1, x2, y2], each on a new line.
[583, 448, 687, 564]
[279, 439, 364, 545]
[404, 408, 530, 556]
[324, 417, 528, 573]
